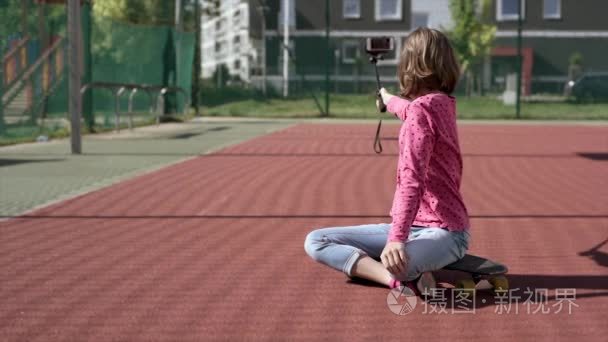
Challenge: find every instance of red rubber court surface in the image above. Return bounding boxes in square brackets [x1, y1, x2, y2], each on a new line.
[1, 123, 607, 341]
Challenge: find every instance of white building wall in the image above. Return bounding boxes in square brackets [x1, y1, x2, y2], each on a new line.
[201, 0, 257, 82]
[411, 0, 453, 30]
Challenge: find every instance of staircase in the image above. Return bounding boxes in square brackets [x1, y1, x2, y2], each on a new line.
[3, 87, 28, 124]
[1, 36, 66, 126]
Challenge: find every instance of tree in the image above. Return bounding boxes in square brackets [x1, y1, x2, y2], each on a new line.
[0, 0, 25, 48]
[448, 0, 496, 96]
[92, 0, 198, 29]
[0, 0, 65, 49]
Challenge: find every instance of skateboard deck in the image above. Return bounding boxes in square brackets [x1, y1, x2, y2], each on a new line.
[444, 254, 508, 275]
[442, 254, 509, 291]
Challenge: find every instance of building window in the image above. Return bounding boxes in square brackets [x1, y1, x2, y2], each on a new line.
[233, 35, 240, 53]
[341, 40, 360, 64]
[543, 0, 561, 19]
[375, 0, 402, 21]
[278, 0, 296, 28]
[232, 10, 240, 27]
[343, 0, 361, 19]
[411, 12, 429, 28]
[234, 59, 241, 70]
[496, 0, 525, 21]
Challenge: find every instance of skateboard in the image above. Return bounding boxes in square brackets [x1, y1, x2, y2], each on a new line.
[443, 254, 509, 292]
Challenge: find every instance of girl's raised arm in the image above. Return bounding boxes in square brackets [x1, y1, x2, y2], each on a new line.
[386, 97, 412, 121]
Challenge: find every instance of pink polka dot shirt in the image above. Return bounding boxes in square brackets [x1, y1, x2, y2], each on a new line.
[386, 93, 470, 242]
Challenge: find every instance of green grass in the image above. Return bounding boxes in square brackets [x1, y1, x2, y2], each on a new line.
[456, 96, 608, 120]
[202, 94, 608, 120]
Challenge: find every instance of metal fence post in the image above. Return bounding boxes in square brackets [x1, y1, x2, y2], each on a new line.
[115, 86, 126, 132]
[516, 0, 523, 119]
[175, 0, 183, 112]
[68, 0, 82, 154]
[193, 0, 201, 116]
[156, 89, 166, 125]
[0, 60, 4, 134]
[324, 0, 330, 117]
[128, 88, 138, 130]
[82, 0, 94, 131]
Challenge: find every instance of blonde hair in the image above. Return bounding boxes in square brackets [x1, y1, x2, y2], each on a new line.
[398, 28, 460, 99]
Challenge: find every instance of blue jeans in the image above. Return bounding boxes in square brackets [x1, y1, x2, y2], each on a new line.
[304, 223, 470, 282]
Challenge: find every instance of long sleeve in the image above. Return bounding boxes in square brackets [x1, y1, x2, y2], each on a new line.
[388, 104, 436, 242]
[386, 96, 411, 121]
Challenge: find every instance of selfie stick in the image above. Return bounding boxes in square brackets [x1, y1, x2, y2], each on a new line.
[370, 55, 385, 154]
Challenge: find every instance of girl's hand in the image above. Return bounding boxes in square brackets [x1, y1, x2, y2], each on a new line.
[379, 87, 395, 104]
[381, 241, 408, 275]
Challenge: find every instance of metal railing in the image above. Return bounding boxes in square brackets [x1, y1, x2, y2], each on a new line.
[80, 82, 189, 132]
[153, 86, 189, 124]
[20, 38, 66, 120]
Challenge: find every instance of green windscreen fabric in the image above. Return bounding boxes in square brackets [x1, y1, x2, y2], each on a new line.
[49, 14, 195, 116]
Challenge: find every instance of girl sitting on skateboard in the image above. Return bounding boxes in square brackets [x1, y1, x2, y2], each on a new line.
[304, 28, 470, 295]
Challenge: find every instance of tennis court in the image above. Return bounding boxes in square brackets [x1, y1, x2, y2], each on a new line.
[1, 122, 607, 341]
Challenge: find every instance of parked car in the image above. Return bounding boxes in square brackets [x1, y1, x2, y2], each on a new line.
[565, 72, 608, 103]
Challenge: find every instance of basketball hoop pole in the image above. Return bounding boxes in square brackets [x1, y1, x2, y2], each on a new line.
[68, 0, 82, 154]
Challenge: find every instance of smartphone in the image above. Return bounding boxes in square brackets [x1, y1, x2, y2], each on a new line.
[365, 37, 395, 55]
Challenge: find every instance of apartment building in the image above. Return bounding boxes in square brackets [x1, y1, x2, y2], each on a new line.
[490, 0, 608, 94]
[201, 0, 262, 82]
[202, 0, 450, 91]
[260, 0, 414, 92]
[201, 0, 608, 95]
